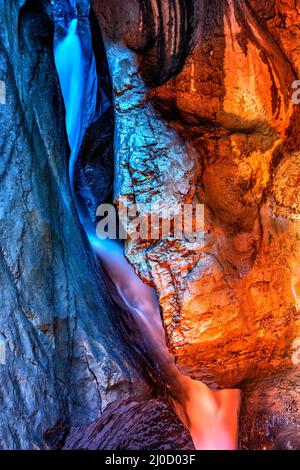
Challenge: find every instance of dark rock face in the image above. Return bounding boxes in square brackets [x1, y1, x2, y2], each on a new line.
[239, 369, 300, 450]
[62, 398, 194, 450]
[0, 0, 149, 449]
[93, 0, 299, 385]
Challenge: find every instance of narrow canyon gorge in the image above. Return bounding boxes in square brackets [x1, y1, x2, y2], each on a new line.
[0, 0, 299, 450]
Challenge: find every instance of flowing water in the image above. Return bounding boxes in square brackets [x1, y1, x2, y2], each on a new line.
[53, 2, 241, 450]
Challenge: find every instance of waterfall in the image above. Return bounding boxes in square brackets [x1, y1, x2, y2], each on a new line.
[54, 17, 84, 174]
[53, 1, 241, 450]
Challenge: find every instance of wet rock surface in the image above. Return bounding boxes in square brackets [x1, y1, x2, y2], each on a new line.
[0, 0, 149, 449]
[62, 398, 195, 450]
[93, 0, 299, 449]
[0, 0, 299, 450]
[94, 0, 300, 387]
[239, 369, 300, 450]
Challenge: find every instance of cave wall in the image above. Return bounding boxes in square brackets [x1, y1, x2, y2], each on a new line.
[93, 0, 300, 384]
[0, 0, 150, 449]
[93, 0, 300, 449]
[0, 0, 299, 450]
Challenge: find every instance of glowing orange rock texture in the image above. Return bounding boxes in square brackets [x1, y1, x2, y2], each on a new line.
[94, 0, 300, 448]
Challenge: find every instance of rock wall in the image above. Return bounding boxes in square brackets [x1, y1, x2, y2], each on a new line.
[239, 369, 300, 450]
[62, 398, 194, 450]
[0, 0, 299, 450]
[93, 0, 299, 383]
[0, 0, 151, 449]
[93, 0, 299, 449]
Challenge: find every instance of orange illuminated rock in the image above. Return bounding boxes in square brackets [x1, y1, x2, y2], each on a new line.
[93, 0, 300, 448]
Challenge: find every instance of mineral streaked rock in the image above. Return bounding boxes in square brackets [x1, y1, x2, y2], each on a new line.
[0, 0, 149, 449]
[94, 0, 300, 387]
[0, 0, 298, 451]
[239, 368, 300, 450]
[62, 398, 195, 450]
